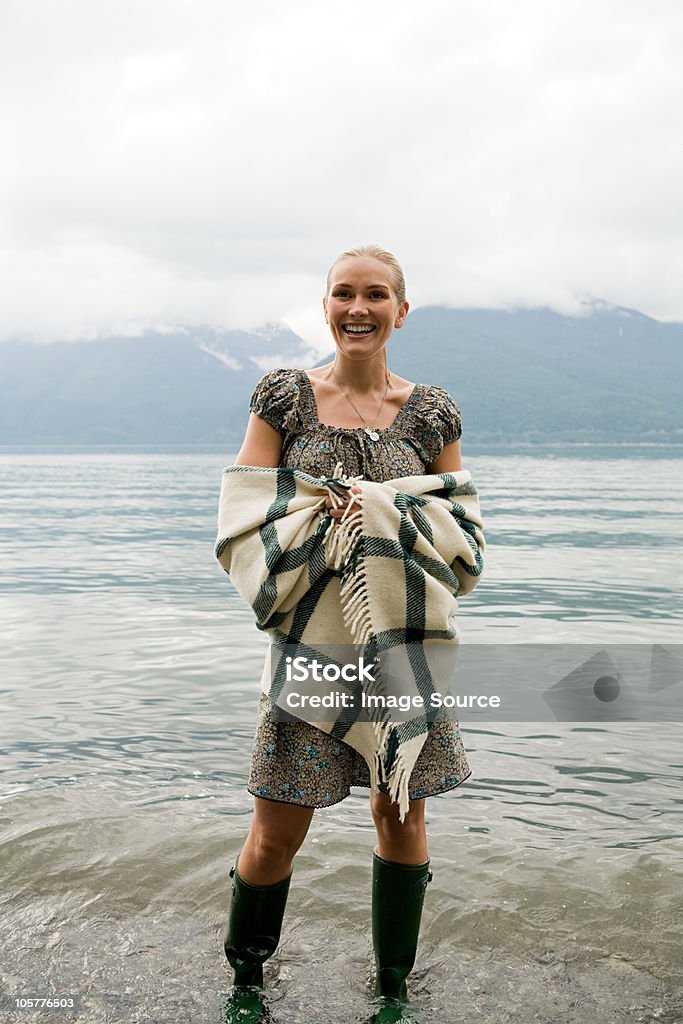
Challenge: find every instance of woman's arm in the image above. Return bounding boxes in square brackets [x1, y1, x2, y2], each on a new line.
[233, 407, 359, 516]
[426, 439, 463, 474]
[233, 412, 283, 468]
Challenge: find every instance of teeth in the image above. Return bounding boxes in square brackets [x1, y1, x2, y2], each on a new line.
[344, 325, 375, 333]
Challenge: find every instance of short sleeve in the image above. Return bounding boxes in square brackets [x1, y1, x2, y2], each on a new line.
[249, 368, 301, 437]
[437, 389, 462, 446]
[407, 386, 462, 464]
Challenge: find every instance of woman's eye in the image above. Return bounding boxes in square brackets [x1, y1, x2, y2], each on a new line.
[333, 289, 386, 299]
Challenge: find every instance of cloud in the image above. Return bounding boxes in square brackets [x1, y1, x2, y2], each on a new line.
[1, 0, 682, 343]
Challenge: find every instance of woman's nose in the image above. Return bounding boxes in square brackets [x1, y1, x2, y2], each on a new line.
[349, 299, 369, 316]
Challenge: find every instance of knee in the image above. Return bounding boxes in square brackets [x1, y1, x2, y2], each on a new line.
[247, 825, 303, 873]
[370, 793, 425, 842]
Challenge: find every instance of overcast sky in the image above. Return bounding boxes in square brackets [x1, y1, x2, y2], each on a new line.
[1, 0, 682, 349]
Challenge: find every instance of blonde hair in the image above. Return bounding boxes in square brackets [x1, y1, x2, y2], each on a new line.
[326, 244, 407, 307]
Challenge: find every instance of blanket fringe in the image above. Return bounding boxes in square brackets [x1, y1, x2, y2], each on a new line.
[323, 465, 399, 803]
[387, 750, 410, 823]
[321, 461, 430, 823]
[368, 722, 410, 823]
[368, 745, 382, 793]
[322, 464, 374, 645]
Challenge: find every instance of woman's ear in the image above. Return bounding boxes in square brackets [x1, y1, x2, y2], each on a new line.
[395, 300, 409, 328]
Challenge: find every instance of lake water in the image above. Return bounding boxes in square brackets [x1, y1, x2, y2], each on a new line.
[1, 445, 682, 1024]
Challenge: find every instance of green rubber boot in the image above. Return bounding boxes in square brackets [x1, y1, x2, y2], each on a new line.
[371, 851, 432, 1024]
[221, 861, 291, 1024]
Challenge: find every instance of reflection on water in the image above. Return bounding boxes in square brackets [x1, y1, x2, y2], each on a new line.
[1, 446, 682, 1022]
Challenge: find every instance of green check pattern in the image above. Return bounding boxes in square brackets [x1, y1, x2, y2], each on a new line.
[215, 463, 485, 820]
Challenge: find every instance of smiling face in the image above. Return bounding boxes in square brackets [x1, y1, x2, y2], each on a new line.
[323, 256, 409, 360]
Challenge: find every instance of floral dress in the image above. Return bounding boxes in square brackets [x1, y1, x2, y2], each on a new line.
[245, 367, 472, 807]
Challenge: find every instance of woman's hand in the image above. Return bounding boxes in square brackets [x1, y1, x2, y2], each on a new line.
[325, 484, 362, 520]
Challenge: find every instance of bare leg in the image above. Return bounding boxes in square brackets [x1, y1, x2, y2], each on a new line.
[370, 791, 428, 863]
[237, 796, 315, 885]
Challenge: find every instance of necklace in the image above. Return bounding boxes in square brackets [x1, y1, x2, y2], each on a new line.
[329, 365, 391, 441]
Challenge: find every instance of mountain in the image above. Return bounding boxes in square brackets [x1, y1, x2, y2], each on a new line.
[0, 303, 680, 444]
[375, 302, 683, 442]
[0, 324, 316, 444]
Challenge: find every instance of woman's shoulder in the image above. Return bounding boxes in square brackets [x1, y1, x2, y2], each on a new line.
[249, 367, 305, 436]
[251, 366, 303, 395]
[413, 383, 461, 437]
[401, 381, 462, 462]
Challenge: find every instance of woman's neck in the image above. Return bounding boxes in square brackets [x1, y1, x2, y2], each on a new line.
[328, 354, 390, 394]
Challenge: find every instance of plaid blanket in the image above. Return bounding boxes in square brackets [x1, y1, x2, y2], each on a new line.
[215, 462, 485, 820]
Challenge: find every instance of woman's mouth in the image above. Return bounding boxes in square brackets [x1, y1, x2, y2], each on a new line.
[342, 324, 376, 336]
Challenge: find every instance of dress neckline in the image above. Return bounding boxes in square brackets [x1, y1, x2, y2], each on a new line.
[299, 370, 420, 434]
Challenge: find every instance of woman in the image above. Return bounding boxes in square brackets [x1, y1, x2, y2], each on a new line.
[221, 244, 479, 1024]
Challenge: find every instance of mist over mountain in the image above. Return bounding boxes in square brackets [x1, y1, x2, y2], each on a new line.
[0, 324, 314, 445]
[1, 303, 680, 444]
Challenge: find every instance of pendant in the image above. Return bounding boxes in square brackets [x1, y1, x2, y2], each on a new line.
[365, 427, 379, 441]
